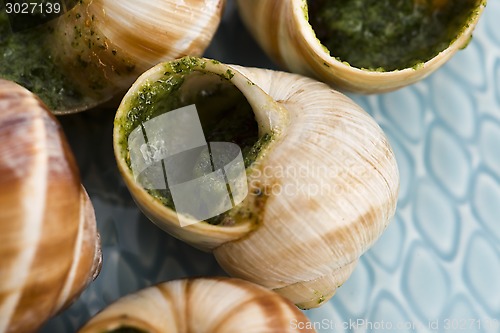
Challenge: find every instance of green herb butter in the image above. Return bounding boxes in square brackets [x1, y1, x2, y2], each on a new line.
[0, 10, 83, 109]
[308, 0, 479, 71]
[117, 59, 272, 225]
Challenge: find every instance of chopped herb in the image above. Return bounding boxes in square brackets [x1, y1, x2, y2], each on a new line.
[118, 60, 273, 225]
[0, 11, 83, 109]
[225, 69, 235, 80]
[308, 0, 480, 71]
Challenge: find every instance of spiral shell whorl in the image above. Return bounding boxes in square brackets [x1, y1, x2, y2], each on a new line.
[0, 80, 101, 333]
[213, 67, 399, 308]
[79, 278, 315, 333]
[49, 0, 225, 113]
[113, 58, 399, 309]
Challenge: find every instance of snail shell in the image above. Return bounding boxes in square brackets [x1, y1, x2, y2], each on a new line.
[113, 57, 399, 309]
[237, 0, 486, 93]
[0, 80, 102, 333]
[78, 277, 315, 333]
[0, 0, 225, 114]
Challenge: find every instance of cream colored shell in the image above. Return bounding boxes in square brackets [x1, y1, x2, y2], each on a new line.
[48, 0, 225, 113]
[237, 0, 486, 93]
[0, 80, 102, 333]
[78, 277, 315, 333]
[113, 57, 400, 309]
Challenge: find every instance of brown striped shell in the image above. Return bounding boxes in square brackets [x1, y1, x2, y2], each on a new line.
[237, 0, 486, 93]
[78, 278, 316, 333]
[113, 57, 399, 309]
[0, 80, 101, 333]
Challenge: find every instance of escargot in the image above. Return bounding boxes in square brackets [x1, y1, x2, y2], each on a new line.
[78, 277, 315, 333]
[237, 0, 486, 93]
[0, 0, 225, 114]
[0, 80, 102, 333]
[113, 57, 399, 309]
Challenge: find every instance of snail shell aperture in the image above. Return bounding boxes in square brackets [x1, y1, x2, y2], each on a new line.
[237, 0, 486, 93]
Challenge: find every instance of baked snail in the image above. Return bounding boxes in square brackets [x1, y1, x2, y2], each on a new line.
[0, 0, 225, 114]
[113, 57, 399, 309]
[78, 277, 316, 333]
[237, 0, 486, 93]
[0, 80, 102, 333]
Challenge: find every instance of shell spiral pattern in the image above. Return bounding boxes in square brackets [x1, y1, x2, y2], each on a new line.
[78, 277, 315, 333]
[113, 57, 400, 309]
[0, 80, 102, 333]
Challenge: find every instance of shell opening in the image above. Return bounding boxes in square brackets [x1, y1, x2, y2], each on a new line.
[306, 0, 482, 71]
[117, 62, 270, 226]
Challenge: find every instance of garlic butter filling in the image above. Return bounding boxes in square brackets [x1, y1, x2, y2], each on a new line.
[117, 60, 271, 226]
[308, 0, 480, 71]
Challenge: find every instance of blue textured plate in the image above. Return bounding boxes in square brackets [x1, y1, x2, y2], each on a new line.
[41, 1, 500, 332]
